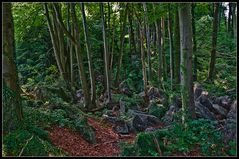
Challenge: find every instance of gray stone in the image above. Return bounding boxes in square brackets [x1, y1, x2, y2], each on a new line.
[212, 104, 228, 118]
[196, 94, 217, 114]
[194, 83, 203, 100]
[227, 100, 237, 120]
[119, 98, 126, 114]
[195, 101, 216, 120]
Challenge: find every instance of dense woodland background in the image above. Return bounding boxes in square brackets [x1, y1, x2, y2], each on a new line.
[2, 2, 237, 157]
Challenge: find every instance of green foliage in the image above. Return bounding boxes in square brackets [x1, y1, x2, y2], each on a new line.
[3, 129, 67, 156]
[120, 119, 233, 156]
[149, 102, 167, 119]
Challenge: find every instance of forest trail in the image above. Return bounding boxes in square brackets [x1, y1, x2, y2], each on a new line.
[47, 117, 136, 156]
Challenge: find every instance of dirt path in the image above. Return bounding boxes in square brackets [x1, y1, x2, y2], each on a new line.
[47, 117, 136, 156]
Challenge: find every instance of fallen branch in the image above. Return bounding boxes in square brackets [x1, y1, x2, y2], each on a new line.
[152, 134, 162, 156]
[93, 140, 118, 147]
[19, 135, 34, 157]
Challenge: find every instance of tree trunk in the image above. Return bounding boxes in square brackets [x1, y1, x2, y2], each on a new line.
[228, 3, 232, 35]
[178, 3, 195, 123]
[208, 3, 219, 81]
[128, 8, 137, 55]
[143, 3, 152, 83]
[70, 3, 91, 110]
[174, 5, 180, 86]
[81, 3, 96, 107]
[192, 3, 197, 81]
[168, 4, 174, 90]
[3, 3, 23, 121]
[232, 3, 236, 39]
[153, 4, 162, 88]
[161, 17, 167, 81]
[100, 3, 111, 103]
[115, 4, 128, 86]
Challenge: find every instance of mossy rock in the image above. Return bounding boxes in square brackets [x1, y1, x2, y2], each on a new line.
[74, 118, 96, 144]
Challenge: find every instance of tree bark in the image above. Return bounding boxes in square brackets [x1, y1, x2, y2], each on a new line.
[100, 3, 111, 103]
[161, 17, 167, 81]
[70, 3, 92, 110]
[192, 3, 197, 81]
[174, 5, 180, 85]
[81, 3, 96, 107]
[3, 3, 23, 121]
[153, 4, 162, 88]
[168, 4, 174, 90]
[115, 4, 128, 86]
[208, 3, 219, 81]
[178, 3, 195, 122]
[143, 3, 152, 83]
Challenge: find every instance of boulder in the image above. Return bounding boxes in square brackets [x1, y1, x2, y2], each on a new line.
[128, 109, 161, 132]
[76, 89, 84, 103]
[195, 101, 216, 120]
[222, 119, 236, 144]
[119, 98, 126, 114]
[196, 94, 217, 114]
[75, 119, 96, 144]
[147, 87, 167, 104]
[212, 104, 228, 118]
[162, 104, 180, 125]
[227, 100, 237, 120]
[113, 121, 129, 134]
[213, 96, 232, 110]
[194, 83, 203, 100]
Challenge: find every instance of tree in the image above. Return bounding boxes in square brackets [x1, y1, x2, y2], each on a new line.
[208, 3, 219, 81]
[115, 4, 128, 86]
[81, 3, 97, 107]
[153, 4, 162, 87]
[100, 3, 111, 103]
[161, 17, 167, 81]
[192, 3, 197, 81]
[178, 3, 195, 123]
[168, 4, 174, 90]
[3, 3, 23, 121]
[174, 5, 180, 86]
[143, 3, 152, 82]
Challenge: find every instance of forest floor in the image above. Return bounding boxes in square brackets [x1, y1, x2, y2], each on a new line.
[47, 117, 136, 156]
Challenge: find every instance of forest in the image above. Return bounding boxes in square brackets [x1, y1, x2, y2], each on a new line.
[2, 2, 237, 157]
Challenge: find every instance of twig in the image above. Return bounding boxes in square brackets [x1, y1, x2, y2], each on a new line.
[93, 140, 118, 147]
[19, 135, 34, 157]
[152, 134, 162, 156]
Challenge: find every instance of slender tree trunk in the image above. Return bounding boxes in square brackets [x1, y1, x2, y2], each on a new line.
[228, 3, 232, 35]
[44, 3, 64, 76]
[100, 3, 111, 103]
[179, 3, 195, 123]
[168, 4, 174, 90]
[110, 16, 116, 72]
[81, 3, 96, 107]
[115, 4, 128, 86]
[153, 4, 162, 88]
[161, 17, 167, 81]
[143, 3, 152, 83]
[3, 3, 23, 121]
[208, 3, 219, 81]
[174, 5, 180, 86]
[232, 3, 236, 39]
[70, 3, 91, 109]
[128, 9, 137, 55]
[192, 3, 197, 81]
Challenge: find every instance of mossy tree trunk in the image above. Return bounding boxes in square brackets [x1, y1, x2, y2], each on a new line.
[81, 3, 97, 107]
[100, 3, 111, 103]
[178, 3, 195, 123]
[3, 3, 23, 121]
[208, 3, 219, 81]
